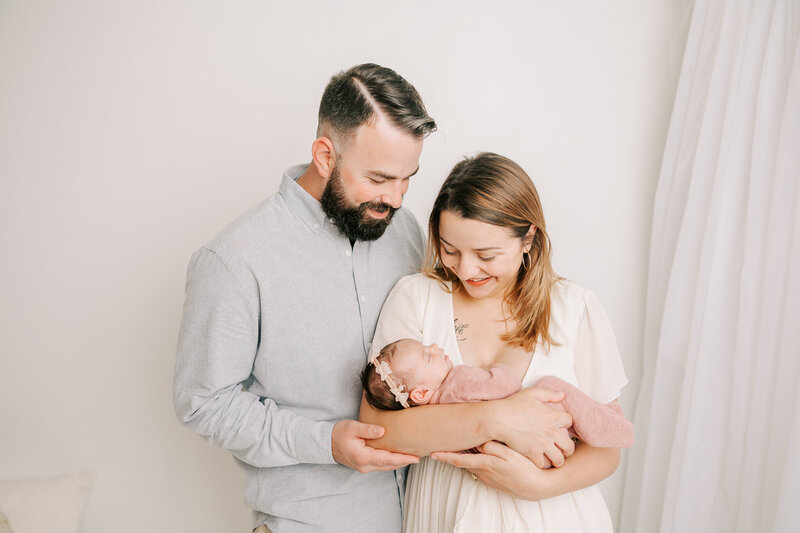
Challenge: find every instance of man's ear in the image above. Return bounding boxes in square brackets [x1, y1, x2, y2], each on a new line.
[523, 225, 537, 253]
[410, 387, 434, 405]
[311, 136, 336, 179]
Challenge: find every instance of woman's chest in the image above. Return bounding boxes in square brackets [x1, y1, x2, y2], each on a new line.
[452, 305, 532, 381]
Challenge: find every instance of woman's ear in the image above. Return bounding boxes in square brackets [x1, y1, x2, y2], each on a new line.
[410, 387, 434, 405]
[523, 225, 537, 253]
[311, 136, 336, 179]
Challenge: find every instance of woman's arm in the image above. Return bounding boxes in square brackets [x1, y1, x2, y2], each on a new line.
[360, 396, 491, 456]
[359, 387, 576, 468]
[431, 439, 620, 501]
[429, 398, 626, 499]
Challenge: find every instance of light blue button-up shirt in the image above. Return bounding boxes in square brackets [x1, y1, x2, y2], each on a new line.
[174, 164, 425, 532]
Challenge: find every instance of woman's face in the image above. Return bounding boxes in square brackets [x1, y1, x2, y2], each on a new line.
[438, 210, 529, 300]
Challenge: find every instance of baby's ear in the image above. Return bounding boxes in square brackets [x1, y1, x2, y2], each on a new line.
[410, 387, 433, 405]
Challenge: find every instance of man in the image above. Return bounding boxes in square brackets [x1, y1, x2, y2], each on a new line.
[174, 63, 573, 533]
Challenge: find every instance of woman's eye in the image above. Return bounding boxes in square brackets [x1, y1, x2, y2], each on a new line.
[442, 248, 457, 256]
[478, 256, 496, 262]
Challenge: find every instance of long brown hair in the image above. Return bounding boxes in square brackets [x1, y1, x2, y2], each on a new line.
[423, 152, 561, 351]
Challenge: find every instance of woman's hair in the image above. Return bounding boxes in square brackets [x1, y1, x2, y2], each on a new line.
[423, 152, 561, 351]
[361, 340, 422, 411]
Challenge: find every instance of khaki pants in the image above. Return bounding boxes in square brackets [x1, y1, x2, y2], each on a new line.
[253, 526, 272, 533]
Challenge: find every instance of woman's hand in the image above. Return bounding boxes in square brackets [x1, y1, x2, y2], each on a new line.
[487, 387, 575, 467]
[431, 441, 550, 500]
[431, 440, 620, 501]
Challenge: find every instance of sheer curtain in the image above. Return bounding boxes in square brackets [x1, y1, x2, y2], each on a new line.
[620, 1, 800, 532]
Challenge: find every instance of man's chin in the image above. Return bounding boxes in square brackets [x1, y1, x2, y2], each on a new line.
[355, 219, 392, 241]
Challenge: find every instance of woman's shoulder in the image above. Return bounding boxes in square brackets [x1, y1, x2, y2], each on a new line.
[382, 273, 452, 312]
[549, 278, 604, 328]
[552, 278, 590, 303]
[392, 272, 450, 294]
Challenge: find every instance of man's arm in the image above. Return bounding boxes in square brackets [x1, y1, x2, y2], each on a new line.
[173, 248, 334, 467]
[174, 248, 417, 471]
[359, 386, 574, 468]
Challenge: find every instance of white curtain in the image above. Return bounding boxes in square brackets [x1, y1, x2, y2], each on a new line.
[620, 1, 800, 532]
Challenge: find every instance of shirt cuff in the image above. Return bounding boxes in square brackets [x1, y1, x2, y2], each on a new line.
[292, 418, 336, 464]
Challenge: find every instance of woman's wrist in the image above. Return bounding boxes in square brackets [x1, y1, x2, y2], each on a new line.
[475, 399, 502, 443]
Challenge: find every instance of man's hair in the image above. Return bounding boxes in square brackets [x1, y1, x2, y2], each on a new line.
[318, 63, 436, 142]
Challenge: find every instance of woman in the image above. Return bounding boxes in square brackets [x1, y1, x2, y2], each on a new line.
[360, 152, 628, 532]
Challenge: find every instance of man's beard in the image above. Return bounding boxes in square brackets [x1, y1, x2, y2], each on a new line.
[320, 165, 397, 241]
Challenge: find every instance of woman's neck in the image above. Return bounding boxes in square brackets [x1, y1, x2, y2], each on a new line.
[454, 285, 510, 319]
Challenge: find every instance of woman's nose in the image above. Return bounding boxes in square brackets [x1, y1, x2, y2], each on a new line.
[455, 256, 480, 279]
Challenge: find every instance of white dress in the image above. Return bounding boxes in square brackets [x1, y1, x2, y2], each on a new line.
[369, 274, 628, 533]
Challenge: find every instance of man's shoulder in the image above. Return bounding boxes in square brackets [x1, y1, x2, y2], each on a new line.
[382, 207, 424, 245]
[390, 206, 421, 228]
[201, 191, 287, 260]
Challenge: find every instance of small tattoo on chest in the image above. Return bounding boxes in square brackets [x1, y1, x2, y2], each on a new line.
[454, 318, 469, 341]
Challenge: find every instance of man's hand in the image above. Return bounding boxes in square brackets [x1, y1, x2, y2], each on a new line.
[488, 387, 575, 468]
[332, 419, 419, 473]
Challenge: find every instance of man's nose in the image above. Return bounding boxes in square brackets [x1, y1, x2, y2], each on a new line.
[380, 180, 405, 208]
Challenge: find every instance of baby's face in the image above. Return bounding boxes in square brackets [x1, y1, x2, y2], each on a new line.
[393, 339, 454, 389]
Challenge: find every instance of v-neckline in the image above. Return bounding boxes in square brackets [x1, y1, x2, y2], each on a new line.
[444, 281, 537, 384]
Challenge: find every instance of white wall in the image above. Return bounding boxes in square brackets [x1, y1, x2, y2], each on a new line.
[0, 1, 685, 531]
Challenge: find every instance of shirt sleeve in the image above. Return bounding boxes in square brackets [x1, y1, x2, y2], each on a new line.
[572, 289, 628, 404]
[369, 275, 427, 361]
[173, 248, 335, 468]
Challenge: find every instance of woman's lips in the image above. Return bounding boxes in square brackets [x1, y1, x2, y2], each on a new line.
[465, 277, 491, 287]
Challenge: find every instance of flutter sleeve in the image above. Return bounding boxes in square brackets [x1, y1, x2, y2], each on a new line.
[572, 289, 628, 404]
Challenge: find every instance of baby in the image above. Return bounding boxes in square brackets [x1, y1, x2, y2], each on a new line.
[361, 338, 633, 449]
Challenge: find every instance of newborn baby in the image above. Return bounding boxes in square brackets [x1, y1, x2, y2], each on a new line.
[361, 338, 633, 448]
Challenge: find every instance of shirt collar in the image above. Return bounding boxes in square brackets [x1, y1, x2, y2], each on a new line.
[279, 164, 329, 236]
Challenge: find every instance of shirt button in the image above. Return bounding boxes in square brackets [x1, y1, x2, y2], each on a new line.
[345, 250, 351, 257]
[360, 295, 366, 302]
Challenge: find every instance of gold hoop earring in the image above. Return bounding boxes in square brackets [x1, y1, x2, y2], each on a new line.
[522, 252, 531, 271]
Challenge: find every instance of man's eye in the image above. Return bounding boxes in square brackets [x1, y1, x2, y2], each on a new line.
[369, 177, 385, 184]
